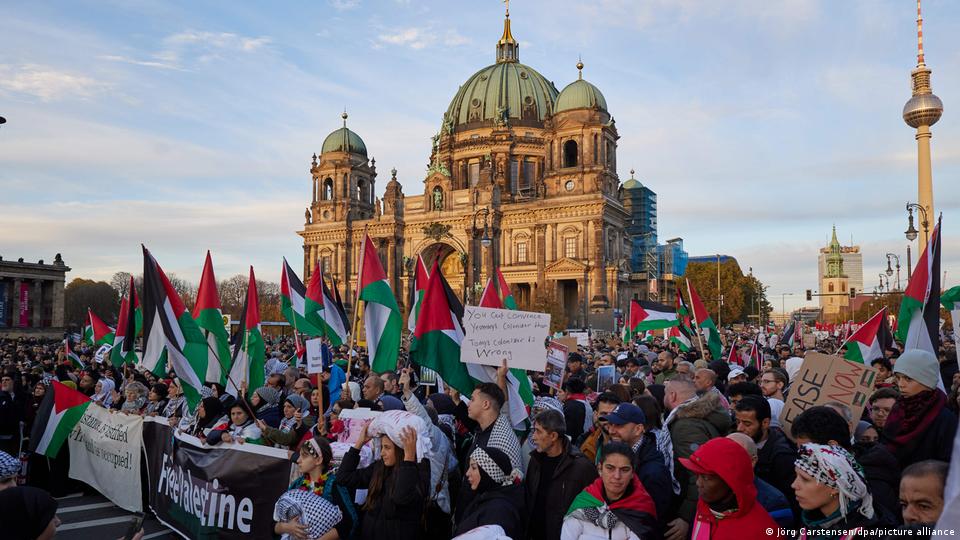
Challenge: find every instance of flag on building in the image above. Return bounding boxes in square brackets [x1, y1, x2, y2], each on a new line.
[897, 218, 942, 357]
[838, 308, 888, 364]
[309, 262, 348, 346]
[227, 267, 265, 399]
[193, 252, 231, 386]
[407, 254, 430, 335]
[356, 234, 402, 373]
[29, 381, 91, 458]
[83, 309, 115, 347]
[64, 338, 83, 370]
[111, 275, 142, 368]
[141, 246, 209, 412]
[281, 258, 325, 337]
[687, 280, 723, 361]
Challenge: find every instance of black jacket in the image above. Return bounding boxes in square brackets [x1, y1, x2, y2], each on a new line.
[455, 483, 525, 539]
[884, 406, 957, 470]
[562, 400, 587, 442]
[756, 427, 799, 518]
[633, 431, 672, 525]
[524, 441, 598, 540]
[336, 447, 432, 540]
[853, 441, 901, 525]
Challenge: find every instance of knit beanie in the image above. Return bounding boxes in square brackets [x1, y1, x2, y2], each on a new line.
[893, 349, 939, 390]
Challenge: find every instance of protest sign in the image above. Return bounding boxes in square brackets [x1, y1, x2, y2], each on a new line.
[142, 417, 292, 540]
[94, 343, 113, 364]
[222, 314, 232, 334]
[543, 341, 568, 391]
[779, 353, 878, 440]
[568, 332, 590, 347]
[68, 404, 143, 512]
[555, 337, 579, 352]
[305, 337, 324, 374]
[460, 306, 550, 371]
[337, 408, 381, 445]
[596, 365, 615, 392]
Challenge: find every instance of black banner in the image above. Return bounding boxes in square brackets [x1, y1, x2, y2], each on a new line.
[142, 418, 293, 539]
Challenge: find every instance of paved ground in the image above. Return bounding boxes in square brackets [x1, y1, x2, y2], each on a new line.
[54, 492, 178, 539]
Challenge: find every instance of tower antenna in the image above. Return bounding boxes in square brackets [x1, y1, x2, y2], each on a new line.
[916, 0, 925, 65]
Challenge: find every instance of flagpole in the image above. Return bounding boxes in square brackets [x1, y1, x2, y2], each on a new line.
[686, 279, 707, 356]
[346, 227, 369, 376]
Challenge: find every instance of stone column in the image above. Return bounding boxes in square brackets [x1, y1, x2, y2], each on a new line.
[386, 239, 396, 298]
[33, 279, 43, 328]
[591, 219, 608, 308]
[52, 279, 65, 328]
[535, 224, 547, 294]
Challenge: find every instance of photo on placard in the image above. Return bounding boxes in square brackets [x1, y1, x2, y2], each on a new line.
[596, 365, 615, 392]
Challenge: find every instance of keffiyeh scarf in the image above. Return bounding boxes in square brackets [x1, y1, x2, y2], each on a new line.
[532, 396, 563, 414]
[273, 489, 342, 540]
[0, 450, 19, 481]
[471, 446, 519, 487]
[795, 443, 874, 520]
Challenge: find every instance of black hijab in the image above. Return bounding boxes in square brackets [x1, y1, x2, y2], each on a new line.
[0, 486, 58, 539]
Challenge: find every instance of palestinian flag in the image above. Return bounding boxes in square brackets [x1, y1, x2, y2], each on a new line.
[308, 261, 348, 346]
[687, 280, 722, 361]
[676, 292, 694, 335]
[356, 234, 402, 373]
[111, 275, 141, 367]
[227, 267, 265, 399]
[726, 337, 741, 366]
[281, 257, 325, 337]
[632, 300, 679, 332]
[294, 333, 307, 368]
[747, 334, 762, 368]
[567, 477, 657, 531]
[64, 338, 83, 370]
[897, 218, 942, 357]
[331, 278, 350, 334]
[411, 260, 473, 395]
[642, 330, 656, 344]
[407, 254, 429, 335]
[141, 246, 208, 412]
[494, 267, 517, 309]
[838, 308, 888, 364]
[30, 380, 90, 458]
[83, 309, 115, 347]
[779, 321, 796, 348]
[941, 286, 960, 316]
[667, 325, 691, 352]
[193, 252, 231, 386]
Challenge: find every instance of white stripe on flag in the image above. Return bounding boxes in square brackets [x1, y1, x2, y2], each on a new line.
[364, 300, 392, 360]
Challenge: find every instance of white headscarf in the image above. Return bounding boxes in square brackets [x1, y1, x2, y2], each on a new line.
[795, 443, 874, 520]
[93, 378, 116, 407]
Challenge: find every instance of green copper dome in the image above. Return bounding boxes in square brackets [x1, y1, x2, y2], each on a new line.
[321, 123, 367, 157]
[445, 62, 559, 129]
[622, 169, 642, 189]
[556, 78, 607, 113]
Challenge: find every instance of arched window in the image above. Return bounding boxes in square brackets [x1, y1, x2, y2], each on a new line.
[828, 283, 835, 293]
[358, 179, 367, 204]
[563, 140, 578, 168]
[593, 134, 598, 164]
[323, 178, 333, 200]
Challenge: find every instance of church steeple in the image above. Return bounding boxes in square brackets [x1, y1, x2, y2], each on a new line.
[826, 225, 844, 278]
[496, 0, 519, 63]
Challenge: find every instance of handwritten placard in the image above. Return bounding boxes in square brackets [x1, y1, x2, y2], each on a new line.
[460, 306, 551, 371]
[305, 338, 324, 374]
[779, 352, 878, 440]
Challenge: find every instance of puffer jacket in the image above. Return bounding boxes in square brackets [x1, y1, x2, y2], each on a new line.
[666, 392, 731, 522]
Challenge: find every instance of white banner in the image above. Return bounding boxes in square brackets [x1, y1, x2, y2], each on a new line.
[460, 306, 551, 371]
[305, 337, 324, 374]
[68, 404, 143, 512]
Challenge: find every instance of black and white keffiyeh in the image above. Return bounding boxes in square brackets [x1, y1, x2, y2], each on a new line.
[0, 451, 19, 481]
[470, 447, 519, 487]
[273, 489, 342, 540]
[486, 412, 523, 474]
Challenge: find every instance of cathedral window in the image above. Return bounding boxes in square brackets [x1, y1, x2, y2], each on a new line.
[828, 283, 835, 293]
[606, 140, 615, 168]
[321, 256, 331, 275]
[564, 237, 577, 259]
[563, 140, 578, 168]
[517, 242, 528, 263]
[510, 160, 519, 193]
[469, 162, 480, 187]
[522, 160, 534, 192]
[358, 179, 368, 204]
[323, 178, 333, 200]
[593, 134, 599, 164]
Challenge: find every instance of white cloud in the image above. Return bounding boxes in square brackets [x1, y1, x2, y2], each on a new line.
[378, 27, 431, 49]
[443, 31, 470, 47]
[0, 64, 109, 101]
[329, 0, 360, 11]
[98, 54, 184, 71]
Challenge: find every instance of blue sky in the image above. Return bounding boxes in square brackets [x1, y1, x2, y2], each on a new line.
[2, 0, 958, 313]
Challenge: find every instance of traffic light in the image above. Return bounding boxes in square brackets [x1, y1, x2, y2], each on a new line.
[849, 288, 856, 298]
[805, 289, 812, 301]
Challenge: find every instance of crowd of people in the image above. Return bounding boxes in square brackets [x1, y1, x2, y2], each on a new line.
[0, 328, 958, 539]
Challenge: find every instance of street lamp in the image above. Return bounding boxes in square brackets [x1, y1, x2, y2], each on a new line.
[780, 292, 794, 322]
[885, 253, 901, 291]
[879, 273, 887, 293]
[473, 208, 492, 248]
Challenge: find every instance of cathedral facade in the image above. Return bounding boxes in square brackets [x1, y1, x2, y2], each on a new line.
[299, 12, 654, 330]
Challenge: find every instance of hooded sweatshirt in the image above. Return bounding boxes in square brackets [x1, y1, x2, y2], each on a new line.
[680, 437, 781, 540]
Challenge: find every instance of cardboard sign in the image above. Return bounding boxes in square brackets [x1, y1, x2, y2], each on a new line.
[555, 337, 579, 352]
[460, 306, 551, 371]
[543, 341, 568, 391]
[569, 332, 590, 347]
[779, 353, 878, 440]
[305, 338, 324, 374]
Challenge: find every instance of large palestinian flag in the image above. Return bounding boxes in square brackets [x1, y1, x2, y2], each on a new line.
[83, 309, 115, 347]
[779, 321, 796, 348]
[667, 325, 692, 352]
[407, 254, 429, 335]
[356, 234, 402, 373]
[193, 252, 231, 386]
[308, 261, 348, 346]
[141, 246, 208, 412]
[111, 275, 141, 367]
[227, 267, 265, 399]
[477, 267, 517, 310]
[839, 308, 888, 364]
[331, 277, 351, 336]
[281, 258, 325, 337]
[411, 260, 472, 394]
[686, 280, 722, 361]
[630, 300, 679, 332]
[897, 218, 942, 357]
[30, 381, 90, 458]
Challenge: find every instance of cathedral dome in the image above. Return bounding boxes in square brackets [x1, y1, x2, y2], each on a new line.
[445, 62, 559, 129]
[321, 113, 367, 156]
[556, 77, 607, 113]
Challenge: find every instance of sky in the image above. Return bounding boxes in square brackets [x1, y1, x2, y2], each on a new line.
[2, 0, 959, 314]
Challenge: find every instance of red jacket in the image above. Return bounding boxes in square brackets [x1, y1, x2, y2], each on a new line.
[680, 437, 782, 540]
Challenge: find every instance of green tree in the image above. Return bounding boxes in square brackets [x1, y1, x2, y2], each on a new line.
[684, 259, 769, 326]
[64, 278, 120, 328]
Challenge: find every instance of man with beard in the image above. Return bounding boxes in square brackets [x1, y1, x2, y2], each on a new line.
[576, 391, 620, 462]
[734, 395, 797, 519]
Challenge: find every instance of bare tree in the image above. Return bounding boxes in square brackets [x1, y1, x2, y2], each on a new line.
[219, 274, 248, 317]
[109, 272, 133, 301]
[166, 273, 197, 312]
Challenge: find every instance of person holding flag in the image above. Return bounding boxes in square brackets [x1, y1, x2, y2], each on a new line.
[353, 233, 402, 374]
[687, 280, 722, 361]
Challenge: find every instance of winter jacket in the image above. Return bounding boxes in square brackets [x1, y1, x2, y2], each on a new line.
[563, 399, 588, 442]
[796, 506, 880, 540]
[755, 427, 798, 518]
[561, 476, 658, 540]
[666, 392, 731, 522]
[336, 446, 432, 540]
[755, 477, 793, 529]
[255, 404, 281, 429]
[455, 483, 525, 539]
[883, 406, 957, 469]
[524, 441, 598, 540]
[577, 427, 606, 463]
[853, 441, 901, 525]
[205, 420, 263, 445]
[633, 431, 672, 525]
[260, 414, 315, 448]
[402, 392, 458, 515]
[683, 438, 782, 540]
